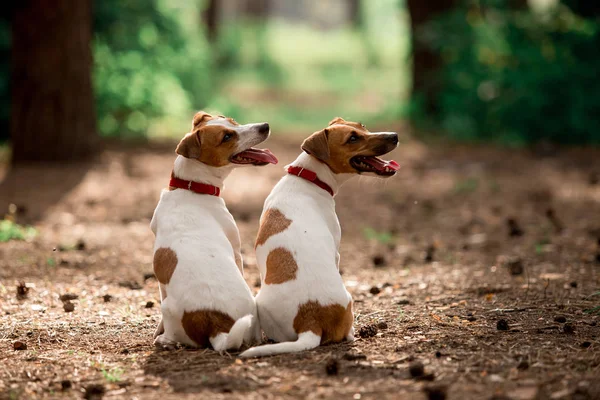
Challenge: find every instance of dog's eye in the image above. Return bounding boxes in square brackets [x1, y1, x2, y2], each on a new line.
[347, 133, 359, 143]
[222, 133, 234, 143]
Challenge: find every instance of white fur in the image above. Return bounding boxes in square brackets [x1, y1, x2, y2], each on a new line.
[151, 130, 267, 350]
[205, 118, 270, 153]
[240, 152, 356, 358]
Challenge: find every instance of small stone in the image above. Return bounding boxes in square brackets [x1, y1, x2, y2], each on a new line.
[358, 324, 378, 338]
[102, 294, 112, 302]
[63, 301, 75, 312]
[507, 259, 524, 276]
[61, 380, 72, 390]
[16, 282, 29, 299]
[424, 245, 435, 263]
[13, 341, 27, 350]
[59, 293, 79, 302]
[376, 321, 388, 330]
[369, 286, 381, 295]
[554, 315, 567, 323]
[145, 301, 154, 309]
[563, 323, 575, 334]
[372, 255, 386, 267]
[396, 298, 411, 305]
[580, 341, 591, 348]
[423, 384, 447, 400]
[507, 218, 524, 237]
[84, 383, 105, 400]
[517, 360, 529, 370]
[325, 358, 339, 375]
[497, 319, 509, 331]
[75, 239, 86, 251]
[409, 361, 425, 378]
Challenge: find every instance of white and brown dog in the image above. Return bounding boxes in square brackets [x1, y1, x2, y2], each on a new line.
[240, 117, 399, 357]
[151, 111, 278, 351]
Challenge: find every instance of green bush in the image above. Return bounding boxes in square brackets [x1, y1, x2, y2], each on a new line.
[93, 0, 213, 137]
[422, 0, 600, 145]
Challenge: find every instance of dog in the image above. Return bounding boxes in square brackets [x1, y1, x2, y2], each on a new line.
[240, 117, 399, 357]
[151, 111, 278, 351]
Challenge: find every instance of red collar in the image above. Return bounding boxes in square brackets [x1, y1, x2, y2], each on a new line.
[287, 166, 334, 196]
[169, 177, 221, 197]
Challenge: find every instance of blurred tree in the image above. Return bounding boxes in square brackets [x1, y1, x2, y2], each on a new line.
[349, 0, 362, 28]
[562, 1, 600, 18]
[406, 0, 457, 114]
[203, 0, 220, 43]
[10, 0, 97, 163]
[245, 0, 270, 19]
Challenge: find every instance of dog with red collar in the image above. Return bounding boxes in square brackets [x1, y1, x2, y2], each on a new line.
[151, 111, 278, 351]
[241, 117, 399, 357]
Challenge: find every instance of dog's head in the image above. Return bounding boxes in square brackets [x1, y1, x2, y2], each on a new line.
[175, 111, 278, 167]
[301, 117, 399, 177]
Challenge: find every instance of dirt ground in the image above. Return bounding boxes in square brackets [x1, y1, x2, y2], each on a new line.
[1, 134, 599, 400]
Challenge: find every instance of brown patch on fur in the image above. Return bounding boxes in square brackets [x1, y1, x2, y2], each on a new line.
[301, 119, 396, 174]
[153, 247, 178, 285]
[176, 124, 240, 167]
[192, 111, 214, 128]
[265, 247, 298, 284]
[181, 310, 235, 348]
[293, 301, 353, 344]
[255, 208, 292, 248]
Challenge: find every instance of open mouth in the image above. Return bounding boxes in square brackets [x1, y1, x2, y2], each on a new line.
[350, 156, 400, 176]
[231, 148, 278, 166]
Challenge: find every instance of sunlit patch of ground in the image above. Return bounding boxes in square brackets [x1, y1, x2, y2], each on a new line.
[1, 137, 599, 399]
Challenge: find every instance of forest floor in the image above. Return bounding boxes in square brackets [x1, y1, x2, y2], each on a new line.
[0, 134, 599, 400]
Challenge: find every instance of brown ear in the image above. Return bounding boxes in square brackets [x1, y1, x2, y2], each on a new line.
[328, 117, 346, 126]
[192, 111, 212, 129]
[301, 129, 330, 161]
[176, 131, 201, 159]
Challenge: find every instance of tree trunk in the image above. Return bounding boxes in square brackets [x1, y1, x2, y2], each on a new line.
[203, 0, 219, 43]
[348, 0, 362, 29]
[10, 0, 97, 164]
[562, 0, 600, 18]
[245, 0, 269, 19]
[406, 0, 456, 115]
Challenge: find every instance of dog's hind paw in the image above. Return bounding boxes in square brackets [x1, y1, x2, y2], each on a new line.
[154, 334, 177, 350]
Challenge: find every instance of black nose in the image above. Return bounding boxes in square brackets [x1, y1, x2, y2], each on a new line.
[387, 133, 399, 145]
[258, 123, 270, 134]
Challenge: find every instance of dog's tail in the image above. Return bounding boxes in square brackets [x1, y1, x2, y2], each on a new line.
[210, 314, 254, 352]
[239, 331, 321, 358]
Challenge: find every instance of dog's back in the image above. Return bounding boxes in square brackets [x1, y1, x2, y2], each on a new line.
[153, 189, 257, 349]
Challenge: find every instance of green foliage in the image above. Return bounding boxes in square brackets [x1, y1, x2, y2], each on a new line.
[101, 366, 124, 382]
[0, 219, 37, 242]
[422, 0, 600, 145]
[93, 0, 213, 137]
[453, 178, 479, 193]
[363, 227, 394, 244]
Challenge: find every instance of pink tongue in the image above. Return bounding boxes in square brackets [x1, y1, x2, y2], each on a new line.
[236, 148, 278, 164]
[363, 157, 400, 171]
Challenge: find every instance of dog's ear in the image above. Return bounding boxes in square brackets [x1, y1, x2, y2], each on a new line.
[192, 111, 212, 129]
[328, 117, 346, 126]
[301, 129, 330, 161]
[176, 131, 201, 159]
